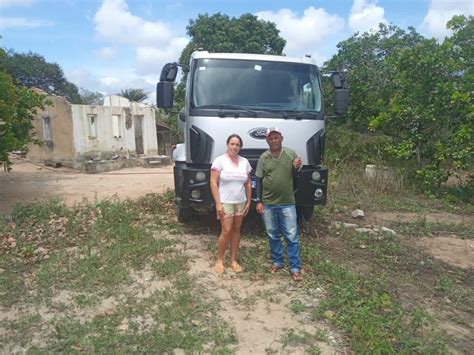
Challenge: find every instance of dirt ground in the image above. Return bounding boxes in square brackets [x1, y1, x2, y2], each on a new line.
[0, 156, 174, 213]
[2, 157, 472, 269]
[1, 156, 473, 352]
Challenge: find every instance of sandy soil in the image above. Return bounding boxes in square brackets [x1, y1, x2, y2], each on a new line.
[0, 156, 174, 213]
[369, 211, 474, 269]
[180, 234, 344, 354]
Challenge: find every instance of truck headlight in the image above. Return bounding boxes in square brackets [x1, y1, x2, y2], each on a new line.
[190, 189, 201, 199]
[195, 171, 206, 181]
[311, 171, 321, 181]
[314, 188, 323, 198]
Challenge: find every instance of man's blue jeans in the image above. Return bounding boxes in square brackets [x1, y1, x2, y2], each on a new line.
[262, 204, 301, 273]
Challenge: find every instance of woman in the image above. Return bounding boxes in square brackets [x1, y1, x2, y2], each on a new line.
[210, 134, 252, 273]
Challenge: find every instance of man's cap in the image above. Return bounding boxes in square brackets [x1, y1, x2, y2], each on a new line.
[265, 127, 282, 137]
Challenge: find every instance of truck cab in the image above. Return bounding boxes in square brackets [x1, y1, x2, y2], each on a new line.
[157, 50, 348, 221]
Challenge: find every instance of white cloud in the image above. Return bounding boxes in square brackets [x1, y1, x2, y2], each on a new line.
[256, 7, 344, 57]
[96, 47, 117, 61]
[135, 37, 188, 75]
[349, 0, 387, 34]
[67, 67, 155, 99]
[94, 0, 172, 46]
[421, 0, 474, 40]
[93, 0, 188, 77]
[0, 17, 53, 29]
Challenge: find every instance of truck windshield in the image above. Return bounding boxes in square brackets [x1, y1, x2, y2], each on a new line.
[191, 59, 322, 115]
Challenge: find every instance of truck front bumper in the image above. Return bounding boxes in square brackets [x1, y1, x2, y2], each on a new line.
[175, 165, 214, 212]
[294, 166, 328, 206]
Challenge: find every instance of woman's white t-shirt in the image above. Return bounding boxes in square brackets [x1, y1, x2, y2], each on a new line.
[211, 154, 252, 203]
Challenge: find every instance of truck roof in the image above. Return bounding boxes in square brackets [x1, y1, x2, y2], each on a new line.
[191, 51, 317, 66]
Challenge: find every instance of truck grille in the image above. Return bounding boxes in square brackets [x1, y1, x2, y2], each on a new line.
[239, 149, 266, 171]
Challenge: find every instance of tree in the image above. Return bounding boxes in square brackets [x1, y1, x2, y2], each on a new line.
[325, 17, 473, 191]
[0, 49, 51, 171]
[369, 16, 473, 189]
[169, 13, 286, 138]
[80, 88, 104, 105]
[179, 13, 286, 66]
[118, 88, 148, 102]
[0, 50, 82, 104]
[324, 24, 425, 131]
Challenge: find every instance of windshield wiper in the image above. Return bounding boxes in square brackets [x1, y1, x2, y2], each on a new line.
[197, 104, 257, 117]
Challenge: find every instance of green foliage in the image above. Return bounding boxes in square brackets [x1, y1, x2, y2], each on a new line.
[325, 23, 425, 131]
[325, 121, 392, 165]
[325, 17, 473, 192]
[118, 88, 148, 102]
[0, 48, 51, 170]
[0, 50, 82, 103]
[179, 12, 286, 66]
[369, 16, 473, 190]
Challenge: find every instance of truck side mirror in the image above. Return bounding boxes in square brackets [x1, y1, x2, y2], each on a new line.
[156, 82, 174, 108]
[334, 89, 349, 115]
[160, 63, 178, 82]
[157, 62, 178, 108]
[331, 72, 349, 116]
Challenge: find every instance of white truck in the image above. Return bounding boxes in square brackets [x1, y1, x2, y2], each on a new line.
[156, 50, 348, 222]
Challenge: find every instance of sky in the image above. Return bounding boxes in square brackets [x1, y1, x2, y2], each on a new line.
[1, 0, 473, 100]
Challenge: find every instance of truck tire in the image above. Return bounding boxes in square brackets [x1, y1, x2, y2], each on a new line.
[176, 205, 192, 222]
[297, 206, 314, 222]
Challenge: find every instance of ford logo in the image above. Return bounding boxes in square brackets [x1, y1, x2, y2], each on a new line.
[249, 127, 267, 140]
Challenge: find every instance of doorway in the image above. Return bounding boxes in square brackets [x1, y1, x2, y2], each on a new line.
[134, 115, 144, 155]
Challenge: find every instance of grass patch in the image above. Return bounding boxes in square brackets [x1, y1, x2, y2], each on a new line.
[393, 218, 474, 239]
[0, 194, 237, 353]
[39, 274, 236, 353]
[302, 242, 447, 354]
[280, 329, 323, 353]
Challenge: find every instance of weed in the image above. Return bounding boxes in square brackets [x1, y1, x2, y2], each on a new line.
[74, 293, 100, 308]
[152, 252, 189, 277]
[281, 328, 322, 353]
[289, 299, 305, 314]
[435, 275, 454, 295]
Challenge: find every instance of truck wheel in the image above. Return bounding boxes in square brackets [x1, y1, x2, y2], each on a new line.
[176, 205, 192, 222]
[297, 206, 314, 222]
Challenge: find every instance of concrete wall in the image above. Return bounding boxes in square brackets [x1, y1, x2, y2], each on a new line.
[71, 100, 158, 161]
[103, 95, 149, 108]
[27, 95, 75, 162]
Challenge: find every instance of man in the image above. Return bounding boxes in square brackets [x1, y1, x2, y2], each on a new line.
[255, 127, 303, 282]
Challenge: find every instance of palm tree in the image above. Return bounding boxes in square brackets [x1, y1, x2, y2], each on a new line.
[118, 88, 148, 102]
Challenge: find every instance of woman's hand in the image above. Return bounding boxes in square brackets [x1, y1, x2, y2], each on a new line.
[256, 202, 264, 214]
[243, 201, 251, 216]
[216, 202, 225, 219]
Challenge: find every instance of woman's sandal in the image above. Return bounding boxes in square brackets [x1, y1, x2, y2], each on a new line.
[291, 271, 303, 282]
[230, 262, 243, 273]
[215, 263, 225, 274]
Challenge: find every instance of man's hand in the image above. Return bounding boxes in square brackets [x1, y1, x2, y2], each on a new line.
[293, 157, 302, 171]
[256, 202, 264, 214]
